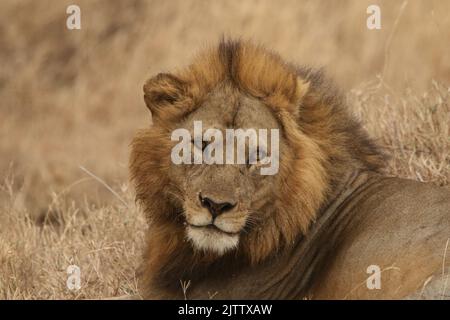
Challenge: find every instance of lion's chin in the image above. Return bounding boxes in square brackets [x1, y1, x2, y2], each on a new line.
[186, 225, 239, 255]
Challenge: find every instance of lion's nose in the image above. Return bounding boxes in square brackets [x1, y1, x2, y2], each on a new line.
[199, 194, 236, 219]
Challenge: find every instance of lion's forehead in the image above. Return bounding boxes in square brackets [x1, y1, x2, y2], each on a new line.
[183, 85, 281, 131]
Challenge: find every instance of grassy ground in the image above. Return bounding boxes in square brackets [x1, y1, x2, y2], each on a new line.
[0, 0, 449, 299]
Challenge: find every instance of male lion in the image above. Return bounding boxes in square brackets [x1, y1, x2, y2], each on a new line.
[130, 40, 450, 299]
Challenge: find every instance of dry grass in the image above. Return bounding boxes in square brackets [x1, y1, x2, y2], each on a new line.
[352, 78, 449, 185]
[0, 171, 144, 299]
[0, 0, 448, 299]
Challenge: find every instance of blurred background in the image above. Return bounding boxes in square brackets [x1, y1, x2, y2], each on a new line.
[1, 0, 449, 216]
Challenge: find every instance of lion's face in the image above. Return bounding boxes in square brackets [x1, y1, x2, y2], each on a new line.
[169, 85, 282, 255]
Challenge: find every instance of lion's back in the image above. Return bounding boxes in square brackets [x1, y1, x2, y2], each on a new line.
[311, 175, 450, 299]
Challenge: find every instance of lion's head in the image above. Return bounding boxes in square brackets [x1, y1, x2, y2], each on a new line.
[166, 83, 286, 255]
[130, 40, 385, 296]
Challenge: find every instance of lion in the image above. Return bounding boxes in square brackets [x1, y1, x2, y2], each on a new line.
[129, 40, 450, 299]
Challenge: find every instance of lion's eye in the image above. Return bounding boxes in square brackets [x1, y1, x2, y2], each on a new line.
[247, 147, 267, 166]
[192, 139, 208, 151]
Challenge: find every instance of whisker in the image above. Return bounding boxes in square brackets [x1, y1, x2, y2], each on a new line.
[242, 211, 263, 232]
[166, 190, 185, 203]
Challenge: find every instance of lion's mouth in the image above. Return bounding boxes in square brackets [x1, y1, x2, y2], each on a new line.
[186, 223, 240, 254]
[188, 223, 239, 236]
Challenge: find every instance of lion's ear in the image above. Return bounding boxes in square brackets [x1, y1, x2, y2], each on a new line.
[143, 73, 188, 119]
